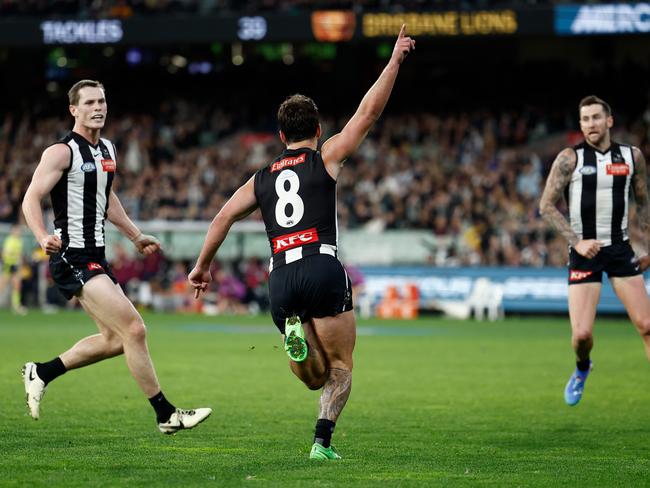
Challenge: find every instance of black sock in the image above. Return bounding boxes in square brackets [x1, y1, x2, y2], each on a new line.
[577, 358, 591, 372]
[36, 357, 67, 385]
[148, 391, 176, 423]
[314, 419, 336, 448]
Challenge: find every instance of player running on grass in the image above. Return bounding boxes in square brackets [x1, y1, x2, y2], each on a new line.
[21, 80, 211, 433]
[189, 25, 415, 459]
[540, 95, 650, 406]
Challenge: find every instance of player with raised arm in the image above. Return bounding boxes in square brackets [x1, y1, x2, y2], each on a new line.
[189, 26, 415, 459]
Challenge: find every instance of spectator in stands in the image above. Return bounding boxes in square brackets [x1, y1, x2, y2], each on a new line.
[2, 98, 648, 270]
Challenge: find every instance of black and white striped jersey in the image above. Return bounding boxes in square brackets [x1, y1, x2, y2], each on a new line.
[566, 141, 635, 247]
[254, 148, 338, 271]
[50, 131, 116, 249]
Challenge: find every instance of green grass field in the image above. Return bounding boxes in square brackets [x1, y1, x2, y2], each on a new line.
[1, 311, 649, 487]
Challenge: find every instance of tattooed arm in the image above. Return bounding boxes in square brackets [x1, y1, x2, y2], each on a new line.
[540, 148, 601, 258]
[318, 368, 352, 422]
[632, 147, 650, 270]
[539, 148, 579, 245]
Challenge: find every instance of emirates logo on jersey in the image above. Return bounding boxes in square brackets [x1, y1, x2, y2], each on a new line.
[606, 163, 630, 176]
[272, 228, 319, 254]
[570, 270, 593, 282]
[270, 153, 306, 173]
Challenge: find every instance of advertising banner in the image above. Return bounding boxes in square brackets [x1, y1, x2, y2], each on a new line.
[360, 266, 647, 313]
[0, 8, 555, 46]
[555, 3, 650, 35]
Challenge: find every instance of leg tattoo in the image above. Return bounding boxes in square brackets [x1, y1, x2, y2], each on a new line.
[318, 368, 352, 422]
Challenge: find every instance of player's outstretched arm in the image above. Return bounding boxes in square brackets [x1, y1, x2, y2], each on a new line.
[107, 191, 161, 255]
[189, 175, 259, 298]
[320, 23, 415, 180]
[22, 144, 70, 254]
[631, 147, 650, 270]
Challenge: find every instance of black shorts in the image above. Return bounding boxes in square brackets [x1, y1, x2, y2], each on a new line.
[568, 241, 641, 284]
[268, 254, 353, 333]
[49, 247, 117, 300]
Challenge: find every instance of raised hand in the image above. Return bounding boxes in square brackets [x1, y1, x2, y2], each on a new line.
[391, 23, 416, 65]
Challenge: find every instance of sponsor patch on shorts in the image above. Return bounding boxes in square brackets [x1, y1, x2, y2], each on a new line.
[570, 269, 593, 282]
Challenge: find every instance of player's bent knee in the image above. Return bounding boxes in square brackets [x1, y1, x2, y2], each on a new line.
[123, 319, 147, 342]
[635, 318, 650, 338]
[305, 377, 326, 390]
[328, 358, 353, 372]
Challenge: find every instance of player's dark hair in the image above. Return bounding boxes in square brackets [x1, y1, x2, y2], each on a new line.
[579, 95, 611, 117]
[68, 80, 105, 105]
[277, 94, 319, 143]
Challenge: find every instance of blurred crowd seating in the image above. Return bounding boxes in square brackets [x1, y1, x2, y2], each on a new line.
[3, 98, 650, 311]
[3, 100, 650, 269]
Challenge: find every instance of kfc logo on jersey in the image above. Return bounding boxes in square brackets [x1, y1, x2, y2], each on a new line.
[101, 159, 116, 172]
[87, 262, 104, 271]
[270, 153, 306, 173]
[570, 270, 593, 282]
[606, 163, 629, 176]
[272, 227, 319, 253]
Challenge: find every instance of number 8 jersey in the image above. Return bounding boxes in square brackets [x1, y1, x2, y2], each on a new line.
[254, 148, 338, 271]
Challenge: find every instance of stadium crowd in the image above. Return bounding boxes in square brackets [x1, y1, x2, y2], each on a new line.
[3, 100, 650, 268]
[2, 96, 650, 310]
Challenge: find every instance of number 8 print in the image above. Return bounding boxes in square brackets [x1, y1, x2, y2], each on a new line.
[275, 169, 304, 228]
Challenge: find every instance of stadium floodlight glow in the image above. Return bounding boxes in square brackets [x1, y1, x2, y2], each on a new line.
[56, 56, 67, 67]
[188, 61, 213, 74]
[282, 43, 294, 65]
[232, 42, 244, 65]
[210, 43, 223, 56]
[171, 55, 188, 68]
[126, 48, 142, 65]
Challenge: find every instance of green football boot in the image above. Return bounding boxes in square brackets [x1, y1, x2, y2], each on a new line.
[284, 315, 308, 362]
[310, 443, 342, 460]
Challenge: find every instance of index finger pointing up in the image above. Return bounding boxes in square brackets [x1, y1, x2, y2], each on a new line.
[398, 23, 406, 38]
